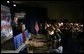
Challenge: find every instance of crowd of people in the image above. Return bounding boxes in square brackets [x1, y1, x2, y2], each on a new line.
[44, 22, 83, 53]
[12, 15, 83, 53]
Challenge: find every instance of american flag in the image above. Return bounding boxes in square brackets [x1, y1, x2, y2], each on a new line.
[35, 21, 39, 32]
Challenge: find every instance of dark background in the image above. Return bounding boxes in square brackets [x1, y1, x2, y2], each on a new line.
[1, 1, 83, 33]
[11, 1, 83, 23]
[1, 1, 83, 23]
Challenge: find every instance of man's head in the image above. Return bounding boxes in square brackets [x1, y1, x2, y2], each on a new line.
[13, 16, 18, 22]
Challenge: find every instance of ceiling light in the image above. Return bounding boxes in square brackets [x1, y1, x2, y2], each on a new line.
[13, 4, 16, 7]
[7, 1, 10, 3]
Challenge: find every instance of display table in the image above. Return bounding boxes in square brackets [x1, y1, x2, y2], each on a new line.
[1, 43, 26, 53]
[1, 30, 31, 53]
[1, 35, 13, 44]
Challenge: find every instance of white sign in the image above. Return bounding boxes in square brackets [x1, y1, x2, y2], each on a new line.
[1, 4, 10, 12]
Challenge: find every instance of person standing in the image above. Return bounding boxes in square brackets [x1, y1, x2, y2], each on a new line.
[12, 16, 20, 36]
